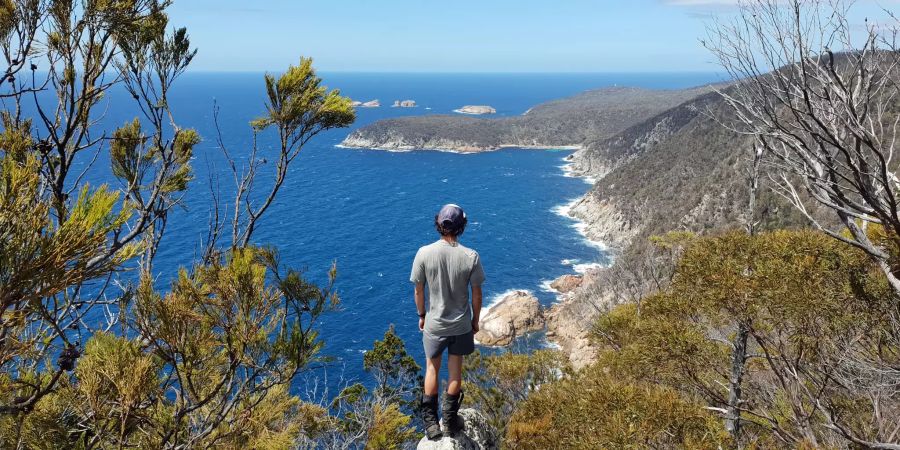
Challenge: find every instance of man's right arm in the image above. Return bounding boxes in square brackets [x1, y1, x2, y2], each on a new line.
[411, 250, 427, 331]
[415, 283, 426, 331]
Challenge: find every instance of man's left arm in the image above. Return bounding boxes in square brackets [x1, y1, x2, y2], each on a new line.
[470, 253, 485, 333]
[471, 285, 482, 333]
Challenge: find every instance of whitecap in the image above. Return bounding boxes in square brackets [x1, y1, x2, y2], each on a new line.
[573, 262, 604, 274]
[483, 288, 533, 311]
[539, 279, 556, 293]
[542, 339, 562, 350]
[551, 198, 579, 218]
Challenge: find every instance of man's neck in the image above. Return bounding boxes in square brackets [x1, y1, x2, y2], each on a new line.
[441, 235, 459, 245]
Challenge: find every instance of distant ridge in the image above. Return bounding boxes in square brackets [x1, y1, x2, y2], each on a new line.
[340, 85, 719, 152]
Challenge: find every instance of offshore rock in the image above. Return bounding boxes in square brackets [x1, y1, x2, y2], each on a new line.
[549, 274, 583, 293]
[474, 290, 544, 346]
[453, 105, 496, 115]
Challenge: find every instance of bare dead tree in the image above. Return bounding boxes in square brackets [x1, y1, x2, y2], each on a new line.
[706, 1, 900, 446]
[705, 0, 900, 294]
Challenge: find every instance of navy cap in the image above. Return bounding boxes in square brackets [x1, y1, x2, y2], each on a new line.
[437, 204, 466, 230]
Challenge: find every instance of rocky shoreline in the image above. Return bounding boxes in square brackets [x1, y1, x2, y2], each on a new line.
[467, 157, 616, 369]
[545, 271, 604, 370]
[339, 133, 583, 154]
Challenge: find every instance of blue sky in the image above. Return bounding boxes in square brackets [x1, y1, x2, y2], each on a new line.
[168, 0, 897, 73]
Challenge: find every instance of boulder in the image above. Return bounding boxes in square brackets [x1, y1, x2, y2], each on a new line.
[475, 290, 544, 346]
[549, 274, 583, 293]
[417, 409, 498, 450]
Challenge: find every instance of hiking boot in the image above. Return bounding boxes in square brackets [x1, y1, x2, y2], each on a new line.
[420, 394, 442, 440]
[442, 391, 465, 436]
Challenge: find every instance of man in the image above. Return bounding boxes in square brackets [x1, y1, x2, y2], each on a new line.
[410, 203, 485, 440]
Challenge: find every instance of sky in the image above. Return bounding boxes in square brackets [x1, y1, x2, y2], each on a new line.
[167, 0, 898, 73]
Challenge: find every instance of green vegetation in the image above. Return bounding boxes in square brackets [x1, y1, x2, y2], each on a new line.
[463, 349, 568, 437]
[0, 0, 357, 448]
[487, 229, 898, 449]
[507, 368, 730, 449]
[3, 0, 900, 449]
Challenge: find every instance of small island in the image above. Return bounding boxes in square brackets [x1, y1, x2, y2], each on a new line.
[351, 99, 380, 108]
[392, 99, 417, 108]
[454, 105, 496, 115]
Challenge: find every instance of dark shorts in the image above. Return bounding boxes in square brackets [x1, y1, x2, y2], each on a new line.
[422, 330, 475, 359]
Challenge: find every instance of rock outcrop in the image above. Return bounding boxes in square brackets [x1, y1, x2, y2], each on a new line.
[549, 274, 583, 293]
[393, 99, 417, 107]
[545, 269, 604, 370]
[416, 409, 499, 450]
[453, 105, 496, 115]
[546, 297, 600, 370]
[351, 99, 380, 108]
[474, 291, 544, 346]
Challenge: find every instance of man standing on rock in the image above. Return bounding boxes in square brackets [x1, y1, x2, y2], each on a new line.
[410, 203, 485, 440]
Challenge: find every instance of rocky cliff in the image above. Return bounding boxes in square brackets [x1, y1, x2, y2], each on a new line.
[546, 85, 823, 367]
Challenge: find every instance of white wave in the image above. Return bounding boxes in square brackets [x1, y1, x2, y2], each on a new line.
[551, 197, 580, 218]
[559, 160, 597, 185]
[551, 162, 609, 262]
[573, 262, 604, 274]
[483, 288, 532, 311]
[539, 279, 556, 293]
[570, 223, 606, 251]
[553, 198, 607, 252]
[542, 339, 562, 350]
[561, 258, 580, 266]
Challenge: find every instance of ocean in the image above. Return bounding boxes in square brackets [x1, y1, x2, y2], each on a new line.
[49, 72, 721, 393]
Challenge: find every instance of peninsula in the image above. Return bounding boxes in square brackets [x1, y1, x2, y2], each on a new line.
[339, 85, 716, 152]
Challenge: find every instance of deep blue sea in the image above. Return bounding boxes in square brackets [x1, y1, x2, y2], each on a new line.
[36, 72, 721, 393]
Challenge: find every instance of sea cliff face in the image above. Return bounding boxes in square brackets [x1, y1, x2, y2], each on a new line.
[545, 85, 826, 367]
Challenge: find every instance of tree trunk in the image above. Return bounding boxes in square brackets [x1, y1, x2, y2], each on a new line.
[725, 322, 749, 443]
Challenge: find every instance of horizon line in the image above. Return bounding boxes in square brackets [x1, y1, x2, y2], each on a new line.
[180, 69, 727, 75]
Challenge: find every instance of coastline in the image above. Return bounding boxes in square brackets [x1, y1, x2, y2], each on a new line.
[336, 141, 583, 154]
[540, 156, 612, 369]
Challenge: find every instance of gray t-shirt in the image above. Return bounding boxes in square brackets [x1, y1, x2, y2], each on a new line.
[410, 240, 486, 336]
